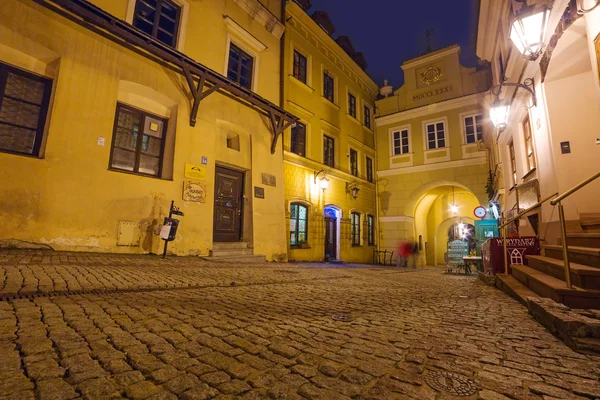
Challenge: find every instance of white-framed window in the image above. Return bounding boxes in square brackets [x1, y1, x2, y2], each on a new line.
[463, 114, 483, 144]
[391, 128, 410, 155]
[425, 120, 447, 150]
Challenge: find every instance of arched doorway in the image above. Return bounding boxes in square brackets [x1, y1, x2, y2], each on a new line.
[323, 205, 341, 261]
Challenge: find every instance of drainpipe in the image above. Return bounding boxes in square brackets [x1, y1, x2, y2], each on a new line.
[279, 0, 287, 154]
[373, 104, 381, 255]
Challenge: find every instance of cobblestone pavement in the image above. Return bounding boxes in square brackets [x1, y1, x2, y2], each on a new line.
[1, 251, 599, 400]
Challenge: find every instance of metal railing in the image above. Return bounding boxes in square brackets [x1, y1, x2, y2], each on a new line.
[549, 172, 600, 288]
[499, 193, 558, 276]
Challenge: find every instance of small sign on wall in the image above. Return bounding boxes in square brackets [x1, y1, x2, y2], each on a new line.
[560, 141, 571, 154]
[184, 163, 206, 180]
[254, 186, 265, 199]
[262, 173, 276, 187]
[183, 181, 207, 203]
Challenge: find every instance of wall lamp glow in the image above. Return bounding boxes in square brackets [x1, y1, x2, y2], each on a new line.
[490, 78, 536, 132]
[314, 169, 329, 191]
[346, 182, 360, 200]
[511, 0, 550, 61]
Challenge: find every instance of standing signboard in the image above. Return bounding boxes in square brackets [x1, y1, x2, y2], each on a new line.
[447, 240, 469, 266]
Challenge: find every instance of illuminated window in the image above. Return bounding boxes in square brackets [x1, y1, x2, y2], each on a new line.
[290, 203, 308, 246]
[523, 116, 536, 172]
[367, 215, 375, 246]
[351, 212, 361, 246]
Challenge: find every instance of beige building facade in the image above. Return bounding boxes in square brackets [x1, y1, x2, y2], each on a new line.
[375, 46, 493, 265]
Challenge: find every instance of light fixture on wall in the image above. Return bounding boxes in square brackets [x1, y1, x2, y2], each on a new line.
[511, 0, 551, 61]
[578, 0, 600, 14]
[489, 78, 536, 132]
[346, 182, 360, 200]
[314, 170, 329, 191]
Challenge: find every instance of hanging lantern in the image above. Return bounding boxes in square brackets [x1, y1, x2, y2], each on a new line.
[510, 3, 550, 61]
[490, 100, 511, 131]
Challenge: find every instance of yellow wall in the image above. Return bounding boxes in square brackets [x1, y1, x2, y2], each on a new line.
[281, 2, 379, 263]
[0, 0, 288, 260]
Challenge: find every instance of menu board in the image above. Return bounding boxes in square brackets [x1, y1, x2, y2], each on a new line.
[447, 240, 469, 266]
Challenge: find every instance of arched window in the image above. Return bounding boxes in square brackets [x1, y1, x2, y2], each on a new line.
[290, 203, 308, 246]
[351, 212, 361, 246]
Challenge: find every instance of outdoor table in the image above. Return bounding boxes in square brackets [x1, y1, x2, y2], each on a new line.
[462, 256, 483, 274]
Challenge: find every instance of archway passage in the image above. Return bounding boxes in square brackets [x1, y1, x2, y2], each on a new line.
[411, 184, 481, 266]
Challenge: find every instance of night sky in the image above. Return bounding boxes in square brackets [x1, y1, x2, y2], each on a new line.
[309, 0, 480, 90]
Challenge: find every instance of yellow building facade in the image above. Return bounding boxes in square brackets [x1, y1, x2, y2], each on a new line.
[0, 0, 297, 260]
[281, 2, 379, 263]
[375, 46, 493, 265]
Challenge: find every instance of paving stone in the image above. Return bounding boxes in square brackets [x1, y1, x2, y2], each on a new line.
[114, 370, 145, 387]
[199, 371, 231, 387]
[125, 380, 161, 399]
[36, 378, 78, 400]
[77, 377, 120, 398]
[162, 373, 199, 395]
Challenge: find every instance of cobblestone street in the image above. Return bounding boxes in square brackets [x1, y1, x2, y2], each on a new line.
[1, 251, 599, 400]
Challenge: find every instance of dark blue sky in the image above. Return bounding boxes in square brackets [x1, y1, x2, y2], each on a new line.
[310, 0, 480, 89]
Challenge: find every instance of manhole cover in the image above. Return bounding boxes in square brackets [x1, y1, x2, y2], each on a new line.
[425, 371, 478, 396]
[332, 314, 354, 322]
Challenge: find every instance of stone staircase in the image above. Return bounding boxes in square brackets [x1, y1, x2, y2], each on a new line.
[202, 242, 266, 263]
[497, 229, 600, 310]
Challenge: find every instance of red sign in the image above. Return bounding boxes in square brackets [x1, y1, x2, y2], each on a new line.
[482, 237, 540, 275]
[474, 206, 487, 219]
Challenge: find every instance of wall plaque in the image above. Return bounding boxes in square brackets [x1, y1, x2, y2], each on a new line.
[183, 181, 207, 203]
[184, 163, 206, 180]
[262, 173, 276, 187]
[254, 186, 265, 199]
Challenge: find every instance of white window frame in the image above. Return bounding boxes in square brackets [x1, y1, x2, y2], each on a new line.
[422, 117, 449, 150]
[390, 126, 411, 156]
[461, 112, 483, 145]
[125, 0, 190, 52]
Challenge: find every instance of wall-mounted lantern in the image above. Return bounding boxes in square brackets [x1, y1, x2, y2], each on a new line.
[314, 170, 329, 191]
[346, 182, 360, 200]
[511, 0, 551, 61]
[490, 78, 536, 132]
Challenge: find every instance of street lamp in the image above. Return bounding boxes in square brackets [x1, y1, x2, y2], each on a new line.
[314, 170, 329, 191]
[510, 0, 550, 61]
[490, 99, 511, 131]
[346, 182, 360, 200]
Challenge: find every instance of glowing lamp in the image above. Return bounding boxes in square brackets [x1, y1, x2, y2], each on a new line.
[451, 204, 459, 214]
[490, 100, 511, 131]
[510, 3, 550, 61]
[320, 178, 329, 191]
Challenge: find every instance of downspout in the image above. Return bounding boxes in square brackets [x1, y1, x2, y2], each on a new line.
[373, 103, 381, 255]
[279, 0, 287, 158]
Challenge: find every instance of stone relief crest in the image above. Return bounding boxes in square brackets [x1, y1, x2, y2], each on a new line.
[420, 66, 443, 85]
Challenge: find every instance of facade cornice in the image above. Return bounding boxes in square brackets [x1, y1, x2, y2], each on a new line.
[232, 0, 285, 39]
[375, 92, 486, 126]
[378, 157, 487, 177]
[283, 153, 376, 188]
[287, 2, 379, 99]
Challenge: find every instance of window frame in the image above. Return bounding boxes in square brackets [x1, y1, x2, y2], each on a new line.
[523, 115, 536, 173]
[323, 72, 335, 103]
[132, 0, 181, 48]
[289, 202, 309, 247]
[366, 156, 373, 183]
[323, 134, 335, 168]
[290, 121, 306, 157]
[108, 103, 167, 178]
[367, 215, 375, 246]
[293, 50, 308, 84]
[348, 92, 357, 118]
[425, 120, 447, 150]
[509, 140, 517, 187]
[351, 212, 361, 246]
[349, 148, 358, 177]
[0, 62, 53, 157]
[227, 42, 254, 90]
[463, 114, 483, 144]
[364, 105, 371, 129]
[391, 128, 410, 156]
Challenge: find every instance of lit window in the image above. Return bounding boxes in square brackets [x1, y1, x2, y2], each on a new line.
[351, 212, 361, 246]
[0, 62, 52, 157]
[367, 215, 375, 246]
[464, 114, 483, 144]
[109, 103, 167, 177]
[290, 203, 308, 246]
[133, 0, 181, 47]
[426, 121, 446, 149]
[392, 129, 410, 155]
[227, 43, 254, 90]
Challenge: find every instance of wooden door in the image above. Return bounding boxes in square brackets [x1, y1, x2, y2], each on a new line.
[213, 166, 244, 242]
[324, 217, 337, 261]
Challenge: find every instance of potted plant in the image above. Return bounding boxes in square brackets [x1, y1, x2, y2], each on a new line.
[298, 240, 309, 249]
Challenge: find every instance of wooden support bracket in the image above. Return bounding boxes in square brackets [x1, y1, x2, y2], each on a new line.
[183, 65, 223, 127]
[269, 109, 295, 154]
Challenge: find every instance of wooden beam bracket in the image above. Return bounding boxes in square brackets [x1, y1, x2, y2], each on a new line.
[269, 109, 295, 154]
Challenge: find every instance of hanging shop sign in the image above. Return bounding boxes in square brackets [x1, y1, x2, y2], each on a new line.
[184, 163, 206, 180]
[482, 237, 541, 275]
[183, 181, 207, 203]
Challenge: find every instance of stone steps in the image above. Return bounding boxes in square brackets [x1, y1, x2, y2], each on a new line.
[527, 255, 600, 290]
[495, 274, 539, 307]
[560, 233, 600, 248]
[543, 244, 600, 269]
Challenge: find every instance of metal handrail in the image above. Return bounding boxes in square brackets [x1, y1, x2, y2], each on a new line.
[550, 172, 600, 206]
[500, 192, 558, 275]
[499, 192, 558, 230]
[550, 171, 600, 288]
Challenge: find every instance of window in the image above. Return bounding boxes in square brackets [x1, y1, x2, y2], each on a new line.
[133, 0, 181, 47]
[109, 103, 166, 177]
[323, 135, 334, 167]
[464, 114, 483, 144]
[227, 43, 254, 89]
[350, 148, 358, 176]
[366, 156, 373, 183]
[291, 122, 306, 157]
[0, 63, 52, 157]
[348, 93, 356, 118]
[509, 140, 517, 186]
[367, 215, 375, 246]
[293, 50, 307, 84]
[426, 121, 446, 149]
[392, 129, 410, 155]
[523, 116, 536, 172]
[323, 72, 334, 102]
[351, 212, 361, 246]
[364, 105, 371, 129]
[290, 203, 308, 246]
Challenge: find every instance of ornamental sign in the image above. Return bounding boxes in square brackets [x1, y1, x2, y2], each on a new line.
[183, 181, 207, 203]
[420, 66, 443, 85]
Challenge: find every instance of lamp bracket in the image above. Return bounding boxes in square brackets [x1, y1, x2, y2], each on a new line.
[314, 169, 326, 184]
[491, 78, 537, 108]
[578, 0, 600, 14]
